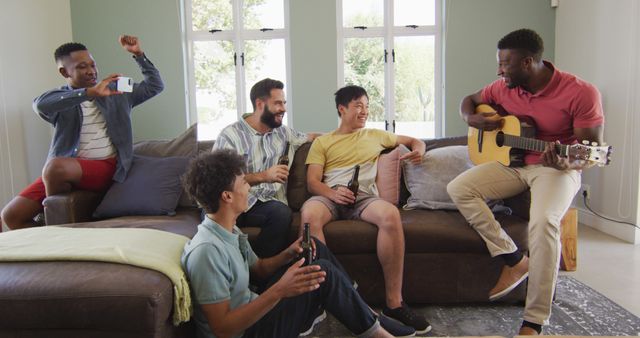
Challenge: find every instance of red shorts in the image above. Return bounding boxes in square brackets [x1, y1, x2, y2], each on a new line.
[19, 157, 117, 203]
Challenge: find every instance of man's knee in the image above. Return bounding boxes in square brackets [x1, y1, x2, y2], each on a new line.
[270, 201, 292, 224]
[447, 177, 466, 202]
[366, 202, 401, 229]
[42, 158, 69, 182]
[301, 201, 330, 223]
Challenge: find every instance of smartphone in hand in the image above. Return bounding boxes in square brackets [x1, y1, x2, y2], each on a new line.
[116, 77, 133, 92]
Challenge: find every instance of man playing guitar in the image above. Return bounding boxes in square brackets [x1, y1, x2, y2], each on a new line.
[447, 28, 604, 335]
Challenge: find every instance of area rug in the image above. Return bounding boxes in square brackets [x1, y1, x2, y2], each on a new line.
[311, 276, 640, 337]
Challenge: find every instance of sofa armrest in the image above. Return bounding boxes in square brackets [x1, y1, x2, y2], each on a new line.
[43, 191, 104, 225]
[503, 190, 531, 220]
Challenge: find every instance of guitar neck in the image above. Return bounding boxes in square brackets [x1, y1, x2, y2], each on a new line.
[503, 134, 568, 157]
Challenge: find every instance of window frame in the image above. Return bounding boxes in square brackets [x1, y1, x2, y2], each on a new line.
[183, 0, 293, 136]
[336, 0, 444, 137]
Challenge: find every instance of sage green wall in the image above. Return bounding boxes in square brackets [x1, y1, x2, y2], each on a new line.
[70, 0, 187, 141]
[444, 0, 555, 136]
[289, 0, 339, 132]
[69, 0, 555, 139]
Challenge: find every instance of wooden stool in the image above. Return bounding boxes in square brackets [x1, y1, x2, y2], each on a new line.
[559, 208, 578, 271]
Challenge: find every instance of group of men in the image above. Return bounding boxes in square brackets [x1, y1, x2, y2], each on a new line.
[0, 28, 604, 338]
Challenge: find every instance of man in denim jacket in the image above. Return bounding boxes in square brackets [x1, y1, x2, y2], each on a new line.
[1, 35, 163, 230]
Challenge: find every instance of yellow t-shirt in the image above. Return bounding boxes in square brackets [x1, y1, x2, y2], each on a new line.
[306, 128, 397, 196]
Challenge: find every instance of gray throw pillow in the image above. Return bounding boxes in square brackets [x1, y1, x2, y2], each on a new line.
[133, 124, 197, 207]
[402, 145, 473, 210]
[93, 155, 189, 218]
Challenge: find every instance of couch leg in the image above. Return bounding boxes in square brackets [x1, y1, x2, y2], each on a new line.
[559, 208, 577, 271]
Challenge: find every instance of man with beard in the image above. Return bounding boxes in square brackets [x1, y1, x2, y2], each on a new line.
[212, 78, 319, 259]
[1, 35, 163, 231]
[447, 28, 604, 335]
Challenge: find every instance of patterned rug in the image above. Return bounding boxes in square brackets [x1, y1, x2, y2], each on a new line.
[311, 276, 640, 337]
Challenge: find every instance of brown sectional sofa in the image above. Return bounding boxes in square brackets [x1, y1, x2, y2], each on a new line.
[0, 136, 529, 338]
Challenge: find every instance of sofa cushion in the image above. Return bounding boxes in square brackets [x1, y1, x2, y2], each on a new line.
[0, 261, 174, 334]
[320, 209, 528, 255]
[287, 142, 312, 211]
[134, 123, 198, 208]
[93, 156, 189, 218]
[133, 123, 197, 158]
[402, 145, 472, 210]
[376, 146, 403, 205]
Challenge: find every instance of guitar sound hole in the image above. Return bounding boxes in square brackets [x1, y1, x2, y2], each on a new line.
[496, 132, 505, 147]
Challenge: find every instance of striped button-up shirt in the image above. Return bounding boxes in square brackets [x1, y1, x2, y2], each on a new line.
[213, 114, 307, 209]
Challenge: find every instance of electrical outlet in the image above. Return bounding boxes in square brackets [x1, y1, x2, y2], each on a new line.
[581, 184, 591, 199]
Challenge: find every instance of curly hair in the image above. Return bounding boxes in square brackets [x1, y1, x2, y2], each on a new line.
[334, 85, 368, 117]
[182, 150, 246, 214]
[497, 28, 544, 61]
[249, 78, 284, 111]
[54, 42, 88, 62]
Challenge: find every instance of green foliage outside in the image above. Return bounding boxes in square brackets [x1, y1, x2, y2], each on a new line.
[191, 1, 435, 127]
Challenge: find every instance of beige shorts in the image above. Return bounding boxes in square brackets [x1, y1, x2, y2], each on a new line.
[303, 194, 381, 221]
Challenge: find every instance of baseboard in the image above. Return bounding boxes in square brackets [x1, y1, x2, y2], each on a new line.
[576, 207, 638, 244]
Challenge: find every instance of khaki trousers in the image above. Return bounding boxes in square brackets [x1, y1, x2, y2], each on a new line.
[447, 161, 581, 325]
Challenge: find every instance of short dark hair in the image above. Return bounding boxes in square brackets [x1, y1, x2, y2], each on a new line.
[182, 150, 246, 214]
[249, 78, 284, 111]
[497, 28, 544, 61]
[334, 85, 368, 116]
[54, 42, 88, 62]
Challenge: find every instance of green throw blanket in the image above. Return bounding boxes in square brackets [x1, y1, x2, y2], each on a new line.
[0, 226, 192, 325]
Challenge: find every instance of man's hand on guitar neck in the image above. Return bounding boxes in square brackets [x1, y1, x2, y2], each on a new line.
[541, 141, 589, 171]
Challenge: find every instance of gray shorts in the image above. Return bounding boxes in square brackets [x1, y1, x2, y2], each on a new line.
[303, 194, 382, 221]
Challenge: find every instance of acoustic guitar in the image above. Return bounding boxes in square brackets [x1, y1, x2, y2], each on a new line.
[468, 104, 611, 167]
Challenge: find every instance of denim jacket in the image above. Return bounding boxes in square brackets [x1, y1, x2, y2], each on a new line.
[32, 54, 164, 182]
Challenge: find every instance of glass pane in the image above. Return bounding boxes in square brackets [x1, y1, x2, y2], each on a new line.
[193, 41, 237, 140]
[244, 0, 284, 30]
[343, 0, 383, 28]
[393, 36, 435, 138]
[244, 39, 287, 123]
[394, 0, 435, 26]
[344, 38, 385, 130]
[191, 0, 233, 32]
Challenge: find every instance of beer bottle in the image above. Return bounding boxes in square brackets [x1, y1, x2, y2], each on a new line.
[300, 223, 313, 266]
[346, 165, 360, 208]
[278, 141, 290, 166]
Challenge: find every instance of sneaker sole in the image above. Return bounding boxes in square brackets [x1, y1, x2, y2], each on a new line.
[299, 310, 327, 337]
[489, 271, 529, 301]
[415, 324, 432, 335]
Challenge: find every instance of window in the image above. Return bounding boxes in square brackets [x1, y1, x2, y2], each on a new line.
[338, 0, 442, 138]
[184, 0, 290, 140]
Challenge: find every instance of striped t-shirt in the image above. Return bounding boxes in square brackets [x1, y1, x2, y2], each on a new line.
[306, 128, 397, 197]
[77, 100, 116, 159]
[213, 114, 308, 208]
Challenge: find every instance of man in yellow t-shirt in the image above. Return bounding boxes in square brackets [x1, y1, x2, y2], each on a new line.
[302, 85, 431, 334]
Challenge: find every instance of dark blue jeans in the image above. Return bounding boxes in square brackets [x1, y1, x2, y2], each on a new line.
[243, 240, 378, 338]
[236, 200, 292, 258]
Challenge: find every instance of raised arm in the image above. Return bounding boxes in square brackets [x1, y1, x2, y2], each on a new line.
[119, 35, 164, 107]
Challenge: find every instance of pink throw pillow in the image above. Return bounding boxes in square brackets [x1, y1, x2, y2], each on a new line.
[376, 146, 404, 206]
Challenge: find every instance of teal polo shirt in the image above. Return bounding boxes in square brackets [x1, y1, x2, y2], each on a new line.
[181, 216, 259, 338]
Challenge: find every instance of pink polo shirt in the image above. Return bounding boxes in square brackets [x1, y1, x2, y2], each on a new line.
[481, 61, 604, 165]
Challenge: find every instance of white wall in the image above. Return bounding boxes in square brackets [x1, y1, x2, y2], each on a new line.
[556, 0, 640, 243]
[0, 0, 73, 223]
